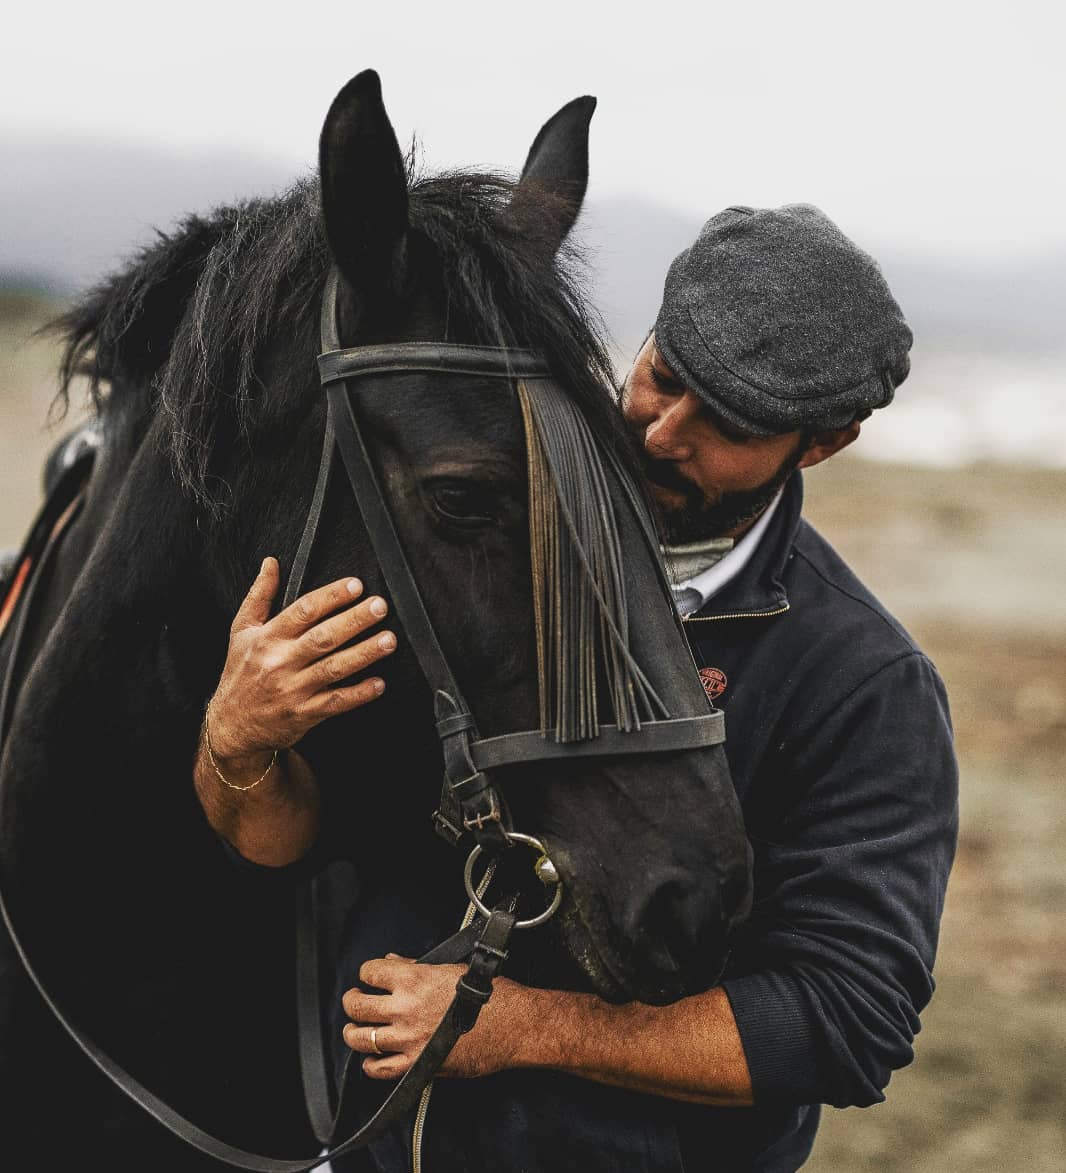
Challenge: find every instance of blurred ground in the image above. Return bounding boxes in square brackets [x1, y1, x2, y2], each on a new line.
[2, 295, 1064, 1170]
[803, 461, 1066, 1172]
[0, 293, 89, 544]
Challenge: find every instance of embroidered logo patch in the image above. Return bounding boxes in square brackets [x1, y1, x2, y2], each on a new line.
[699, 666, 728, 701]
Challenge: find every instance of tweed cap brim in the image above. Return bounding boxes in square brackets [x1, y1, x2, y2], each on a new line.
[654, 204, 912, 436]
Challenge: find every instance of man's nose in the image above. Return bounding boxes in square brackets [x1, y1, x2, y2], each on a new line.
[643, 395, 697, 460]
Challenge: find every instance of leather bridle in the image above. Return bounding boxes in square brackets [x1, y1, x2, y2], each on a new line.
[293, 270, 726, 860]
[0, 267, 726, 1170]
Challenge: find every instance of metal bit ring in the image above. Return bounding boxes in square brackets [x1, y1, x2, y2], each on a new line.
[463, 830, 564, 930]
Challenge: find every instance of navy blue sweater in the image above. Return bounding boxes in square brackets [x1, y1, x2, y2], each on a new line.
[669, 471, 958, 1170]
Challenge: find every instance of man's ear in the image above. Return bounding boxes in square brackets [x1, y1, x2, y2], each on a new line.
[797, 420, 862, 470]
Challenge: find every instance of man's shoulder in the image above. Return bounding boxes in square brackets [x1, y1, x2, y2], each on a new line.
[787, 515, 924, 666]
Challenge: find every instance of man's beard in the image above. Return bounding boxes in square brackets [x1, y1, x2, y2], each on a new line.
[641, 436, 808, 544]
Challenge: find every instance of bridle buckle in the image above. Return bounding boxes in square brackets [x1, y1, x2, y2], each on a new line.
[462, 798, 502, 832]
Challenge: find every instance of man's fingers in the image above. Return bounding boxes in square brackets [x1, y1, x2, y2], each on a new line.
[297, 595, 389, 661]
[342, 988, 394, 1023]
[362, 1054, 411, 1080]
[305, 630, 397, 688]
[312, 676, 386, 718]
[231, 557, 280, 632]
[270, 576, 366, 639]
[342, 1023, 401, 1055]
[358, 957, 410, 991]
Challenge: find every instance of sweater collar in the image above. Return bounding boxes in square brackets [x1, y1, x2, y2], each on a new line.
[685, 471, 803, 620]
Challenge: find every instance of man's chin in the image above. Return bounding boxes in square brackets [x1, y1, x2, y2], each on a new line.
[648, 482, 689, 511]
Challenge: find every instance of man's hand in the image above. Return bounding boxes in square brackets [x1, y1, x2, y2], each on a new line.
[209, 556, 396, 767]
[341, 955, 519, 1081]
[193, 557, 396, 866]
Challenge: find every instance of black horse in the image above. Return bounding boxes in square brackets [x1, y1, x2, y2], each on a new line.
[0, 73, 750, 1171]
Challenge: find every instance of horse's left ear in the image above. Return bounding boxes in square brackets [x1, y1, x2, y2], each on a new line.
[319, 70, 409, 304]
[505, 96, 597, 253]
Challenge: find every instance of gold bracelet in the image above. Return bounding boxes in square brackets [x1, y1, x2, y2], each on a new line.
[203, 702, 277, 793]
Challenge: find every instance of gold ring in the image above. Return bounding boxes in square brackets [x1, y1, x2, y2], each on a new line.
[369, 1026, 383, 1056]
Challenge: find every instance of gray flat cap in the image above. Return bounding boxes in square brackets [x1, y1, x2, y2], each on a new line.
[654, 204, 912, 435]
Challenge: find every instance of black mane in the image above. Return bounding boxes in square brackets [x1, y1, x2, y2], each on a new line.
[54, 170, 635, 509]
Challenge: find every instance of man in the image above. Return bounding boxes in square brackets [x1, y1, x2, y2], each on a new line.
[198, 204, 958, 1171]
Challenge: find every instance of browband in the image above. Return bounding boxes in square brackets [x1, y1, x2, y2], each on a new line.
[319, 344, 551, 386]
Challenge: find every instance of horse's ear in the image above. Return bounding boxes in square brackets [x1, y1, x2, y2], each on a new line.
[505, 96, 597, 253]
[319, 70, 409, 302]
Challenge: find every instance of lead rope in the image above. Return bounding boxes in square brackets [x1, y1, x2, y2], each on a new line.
[411, 860, 498, 1173]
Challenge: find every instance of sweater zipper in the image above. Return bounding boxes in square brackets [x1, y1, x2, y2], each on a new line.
[412, 861, 497, 1173]
[683, 603, 790, 623]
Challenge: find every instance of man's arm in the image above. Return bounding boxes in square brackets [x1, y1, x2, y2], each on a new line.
[342, 959, 754, 1106]
[193, 556, 395, 866]
[718, 651, 958, 1108]
[192, 735, 322, 867]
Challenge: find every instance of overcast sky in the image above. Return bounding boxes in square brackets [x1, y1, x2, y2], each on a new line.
[4, 0, 1064, 266]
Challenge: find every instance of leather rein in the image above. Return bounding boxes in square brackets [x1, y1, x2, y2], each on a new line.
[0, 268, 725, 1170]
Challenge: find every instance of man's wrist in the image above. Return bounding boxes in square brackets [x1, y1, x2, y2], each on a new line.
[198, 730, 288, 807]
[202, 702, 281, 787]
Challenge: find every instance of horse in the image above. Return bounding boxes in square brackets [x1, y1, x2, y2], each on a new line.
[0, 71, 751, 1172]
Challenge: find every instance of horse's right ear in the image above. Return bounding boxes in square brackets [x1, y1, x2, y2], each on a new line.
[319, 70, 409, 303]
[504, 95, 597, 254]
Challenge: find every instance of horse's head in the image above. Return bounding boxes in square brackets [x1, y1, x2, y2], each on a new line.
[183, 72, 751, 1004]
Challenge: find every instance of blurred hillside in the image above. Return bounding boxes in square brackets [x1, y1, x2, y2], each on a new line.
[4, 135, 1066, 469]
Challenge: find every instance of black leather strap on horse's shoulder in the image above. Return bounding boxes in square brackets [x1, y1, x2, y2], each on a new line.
[283, 272, 345, 609]
[0, 803, 515, 1173]
[0, 454, 91, 738]
[296, 875, 337, 1145]
[283, 411, 334, 610]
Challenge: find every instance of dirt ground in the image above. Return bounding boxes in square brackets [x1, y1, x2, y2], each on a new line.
[2, 294, 1064, 1170]
[803, 462, 1066, 1172]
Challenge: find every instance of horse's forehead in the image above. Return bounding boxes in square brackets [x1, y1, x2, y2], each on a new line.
[361, 375, 524, 463]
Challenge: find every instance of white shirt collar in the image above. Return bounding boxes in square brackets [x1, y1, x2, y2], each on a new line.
[670, 489, 785, 615]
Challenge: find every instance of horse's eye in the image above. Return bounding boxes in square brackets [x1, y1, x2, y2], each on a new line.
[431, 483, 496, 527]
